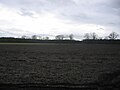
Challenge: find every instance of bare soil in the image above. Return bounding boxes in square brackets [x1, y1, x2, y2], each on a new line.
[0, 43, 120, 87]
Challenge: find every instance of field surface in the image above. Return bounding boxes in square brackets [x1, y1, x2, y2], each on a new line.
[0, 43, 120, 86]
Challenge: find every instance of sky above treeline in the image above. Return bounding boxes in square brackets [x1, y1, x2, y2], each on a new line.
[0, 0, 120, 40]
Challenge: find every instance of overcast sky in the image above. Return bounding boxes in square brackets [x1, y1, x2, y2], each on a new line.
[0, 0, 120, 39]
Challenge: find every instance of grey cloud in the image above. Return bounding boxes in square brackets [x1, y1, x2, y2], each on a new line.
[110, 0, 120, 8]
[18, 8, 34, 17]
[0, 28, 36, 37]
[0, 0, 120, 31]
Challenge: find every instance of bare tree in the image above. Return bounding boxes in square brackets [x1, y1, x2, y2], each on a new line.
[55, 35, 64, 40]
[32, 35, 37, 39]
[38, 36, 42, 40]
[99, 37, 103, 40]
[108, 32, 119, 40]
[21, 35, 27, 39]
[43, 36, 49, 40]
[104, 36, 109, 40]
[84, 33, 90, 39]
[69, 34, 74, 40]
[90, 32, 98, 40]
[45, 37, 49, 40]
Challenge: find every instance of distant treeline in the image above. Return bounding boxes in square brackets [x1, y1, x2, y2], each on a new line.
[0, 37, 120, 44]
[0, 37, 80, 43]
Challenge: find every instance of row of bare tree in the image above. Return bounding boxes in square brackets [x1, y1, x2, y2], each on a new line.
[21, 35, 49, 40]
[84, 32, 119, 40]
[21, 34, 74, 40]
[55, 34, 74, 40]
[21, 32, 119, 40]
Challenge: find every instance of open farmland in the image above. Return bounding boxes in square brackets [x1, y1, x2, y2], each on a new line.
[0, 43, 120, 87]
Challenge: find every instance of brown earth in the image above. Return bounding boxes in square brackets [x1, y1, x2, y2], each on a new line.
[0, 43, 120, 87]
